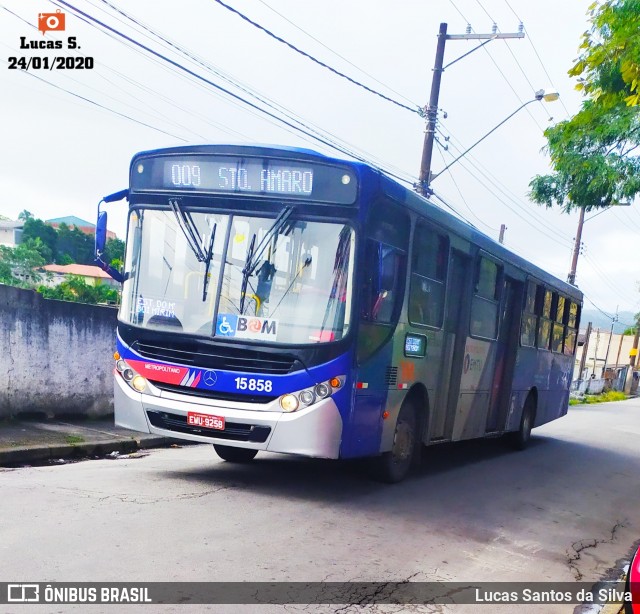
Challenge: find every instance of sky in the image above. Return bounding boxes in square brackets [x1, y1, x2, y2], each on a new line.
[1, 0, 638, 319]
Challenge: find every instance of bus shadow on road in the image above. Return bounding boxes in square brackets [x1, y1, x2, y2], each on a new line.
[153, 432, 628, 506]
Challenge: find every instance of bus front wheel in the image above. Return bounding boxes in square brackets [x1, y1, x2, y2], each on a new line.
[511, 394, 535, 450]
[371, 403, 418, 484]
[213, 445, 258, 463]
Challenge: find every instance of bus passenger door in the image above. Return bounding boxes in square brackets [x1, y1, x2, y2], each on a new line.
[486, 277, 523, 433]
[431, 249, 471, 440]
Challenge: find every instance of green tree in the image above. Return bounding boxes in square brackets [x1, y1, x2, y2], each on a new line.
[55, 223, 94, 265]
[17, 209, 33, 222]
[38, 275, 119, 305]
[0, 243, 45, 287]
[103, 237, 125, 267]
[571, 0, 640, 108]
[529, 0, 640, 212]
[22, 218, 58, 262]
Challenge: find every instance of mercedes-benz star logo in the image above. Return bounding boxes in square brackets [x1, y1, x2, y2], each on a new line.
[203, 370, 218, 387]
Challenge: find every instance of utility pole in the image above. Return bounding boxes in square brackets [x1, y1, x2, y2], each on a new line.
[591, 329, 600, 378]
[624, 321, 640, 394]
[417, 23, 525, 197]
[601, 309, 618, 377]
[417, 22, 448, 196]
[567, 207, 585, 285]
[577, 321, 592, 383]
[498, 224, 507, 244]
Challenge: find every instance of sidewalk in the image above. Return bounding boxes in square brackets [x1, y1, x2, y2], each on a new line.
[0, 416, 173, 466]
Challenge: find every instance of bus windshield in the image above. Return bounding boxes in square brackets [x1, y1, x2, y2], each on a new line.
[120, 207, 355, 345]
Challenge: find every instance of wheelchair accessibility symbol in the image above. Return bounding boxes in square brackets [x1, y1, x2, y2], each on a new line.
[216, 314, 237, 337]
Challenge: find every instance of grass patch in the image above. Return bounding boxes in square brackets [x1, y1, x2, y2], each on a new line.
[65, 434, 85, 445]
[570, 390, 628, 405]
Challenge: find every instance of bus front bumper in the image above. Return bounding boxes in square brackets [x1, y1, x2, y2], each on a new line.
[114, 375, 343, 459]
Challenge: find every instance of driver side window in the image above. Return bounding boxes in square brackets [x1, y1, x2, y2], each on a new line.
[361, 240, 405, 324]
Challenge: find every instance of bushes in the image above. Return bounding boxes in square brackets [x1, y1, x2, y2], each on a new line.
[569, 390, 628, 405]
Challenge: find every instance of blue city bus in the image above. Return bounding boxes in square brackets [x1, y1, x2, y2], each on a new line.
[95, 144, 582, 482]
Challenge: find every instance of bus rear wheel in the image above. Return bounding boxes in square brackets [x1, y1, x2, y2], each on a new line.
[371, 403, 418, 484]
[213, 445, 258, 463]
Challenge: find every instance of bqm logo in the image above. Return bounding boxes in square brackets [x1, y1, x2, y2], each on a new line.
[216, 314, 278, 340]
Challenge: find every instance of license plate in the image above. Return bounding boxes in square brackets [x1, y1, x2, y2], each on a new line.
[187, 412, 225, 431]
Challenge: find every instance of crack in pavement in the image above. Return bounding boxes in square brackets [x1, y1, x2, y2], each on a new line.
[567, 521, 626, 580]
[52, 484, 234, 504]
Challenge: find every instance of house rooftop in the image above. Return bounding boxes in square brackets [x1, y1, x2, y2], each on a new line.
[46, 216, 95, 228]
[0, 220, 24, 229]
[41, 264, 112, 279]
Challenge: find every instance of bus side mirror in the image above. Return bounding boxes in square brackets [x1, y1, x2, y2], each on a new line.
[95, 210, 107, 257]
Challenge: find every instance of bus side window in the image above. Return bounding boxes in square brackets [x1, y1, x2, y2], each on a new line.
[537, 288, 553, 350]
[564, 301, 580, 355]
[551, 293, 565, 353]
[408, 224, 447, 328]
[361, 240, 405, 324]
[470, 256, 501, 340]
[520, 280, 537, 346]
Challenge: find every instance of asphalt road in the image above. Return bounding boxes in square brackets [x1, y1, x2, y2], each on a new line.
[2, 398, 640, 614]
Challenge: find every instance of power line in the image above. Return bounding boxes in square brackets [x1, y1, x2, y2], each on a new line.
[211, 0, 421, 116]
[449, 0, 547, 132]
[255, 0, 420, 108]
[434, 143, 497, 232]
[2, 4, 251, 143]
[86, 0, 416, 182]
[2, 58, 189, 142]
[448, 0, 470, 23]
[502, 1, 572, 118]
[434, 126, 575, 248]
[53, 0, 414, 183]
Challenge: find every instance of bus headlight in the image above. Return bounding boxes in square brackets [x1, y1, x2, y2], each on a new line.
[280, 394, 299, 412]
[299, 390, 315, 406]
[278, 376, 345, 413]
[115, 355, 148, 393]
[315, 383, 330, 399]
[131, 375, 147, 392]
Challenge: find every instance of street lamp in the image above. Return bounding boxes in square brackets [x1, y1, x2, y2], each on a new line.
[420, 89, 559, 195]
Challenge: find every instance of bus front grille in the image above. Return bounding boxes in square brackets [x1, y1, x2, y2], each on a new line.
[133, 341, 298, 375]
[151, 381, 277, 404]
[147, 410, 271, 442]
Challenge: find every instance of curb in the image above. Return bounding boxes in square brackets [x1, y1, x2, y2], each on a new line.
[0, 436, 169, 466]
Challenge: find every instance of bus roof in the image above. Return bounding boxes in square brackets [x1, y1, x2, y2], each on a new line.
[132, 144, 582, 302]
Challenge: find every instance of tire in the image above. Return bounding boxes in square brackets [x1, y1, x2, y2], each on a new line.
[511, 394, 535, 450]
[213, 444, 258, 463]
[371, 404, 418, 484]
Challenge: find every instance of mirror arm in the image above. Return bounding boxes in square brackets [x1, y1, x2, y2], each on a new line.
[95, 255, 125, 283]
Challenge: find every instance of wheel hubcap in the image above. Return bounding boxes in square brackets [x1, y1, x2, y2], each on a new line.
[392, 420, 413, 463]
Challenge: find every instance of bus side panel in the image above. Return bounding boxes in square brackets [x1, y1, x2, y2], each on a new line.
[339, 340, 391, 458]
[538, 353, 573, 426]
[379, 321, 444, 452]
[451, 338, 497, 441]
[508, 347, 572, 430]
[506, 346, 539, 431]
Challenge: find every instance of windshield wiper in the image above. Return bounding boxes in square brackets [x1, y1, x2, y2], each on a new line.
[201, 223, 217, 302]
[169, 199, 218, 302]
[239, 206, 295, 314]
[169, 198, 207, 262]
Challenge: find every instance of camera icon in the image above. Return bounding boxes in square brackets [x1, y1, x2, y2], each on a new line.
[38, 9, 66, 34]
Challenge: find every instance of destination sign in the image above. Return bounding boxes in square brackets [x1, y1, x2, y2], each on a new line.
[130, 155, 358, 204]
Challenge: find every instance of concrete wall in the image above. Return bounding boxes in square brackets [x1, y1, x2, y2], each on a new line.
[0, 284, 117, 418]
